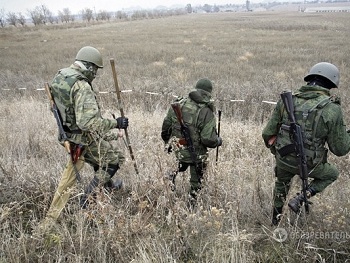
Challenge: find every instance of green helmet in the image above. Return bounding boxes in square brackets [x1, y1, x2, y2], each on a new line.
[195, 78, 213, 93]
[75, 46, 103, 68]
[304, 62, 339, 88]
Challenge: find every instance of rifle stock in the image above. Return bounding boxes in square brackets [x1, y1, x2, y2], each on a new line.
[280, 90, 296, 124]
[280, 90, 309, 213]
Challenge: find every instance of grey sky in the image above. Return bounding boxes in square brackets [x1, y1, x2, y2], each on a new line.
[0, 0, 246, 14]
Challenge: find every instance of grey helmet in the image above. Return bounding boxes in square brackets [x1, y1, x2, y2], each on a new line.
[304, 62, 339, 88]
[75, 46, 103, 68]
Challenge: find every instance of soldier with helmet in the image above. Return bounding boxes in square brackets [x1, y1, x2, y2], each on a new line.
[262, 62, 350, 225]
[161, 78, 222, 206]
[41, 46, 129, 227]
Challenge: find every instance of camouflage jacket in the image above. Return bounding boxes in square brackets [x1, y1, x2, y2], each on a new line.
[50, 64, 117, 145]
[262, 85, 350, 169]
[161, 89, 219, 163]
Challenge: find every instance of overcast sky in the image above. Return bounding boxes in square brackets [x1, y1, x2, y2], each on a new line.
[0, 0, 246, 14]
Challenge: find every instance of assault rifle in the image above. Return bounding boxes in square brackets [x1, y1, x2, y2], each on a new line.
[280, 90, 309, 213]
[45, 82, 81, 182]
[171, 102, 202, 182]
[215, 110, 222, 165]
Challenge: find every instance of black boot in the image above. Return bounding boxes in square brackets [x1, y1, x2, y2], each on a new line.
[104, 178, 123, 192]
[112, 178, 123, 190]
[165, 170, 178, 191]
[272, 206, 283, 226]
[288, 193, 305, 213]
[187, 186, 201, 209]
[80, 177, 99, 209]
[102, 164, 122, 191]
[288, 187, 316, 213]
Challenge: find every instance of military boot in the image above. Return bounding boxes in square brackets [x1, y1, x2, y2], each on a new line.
[112, 178, 123, 190]
[187, 192, 198, 210]
[272, 206, 283, 226]
[288, 187, 315, 213]
[165, 170, 177, 191]
[187, 186, 201, 210]
[80, 177, 99, 209]
[104, 178, 123, 192]
[288, 194, 305, 213]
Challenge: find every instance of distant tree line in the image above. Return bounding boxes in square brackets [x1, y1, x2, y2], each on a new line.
[0, 3, 243, 28]
[0, 5, 118, 27]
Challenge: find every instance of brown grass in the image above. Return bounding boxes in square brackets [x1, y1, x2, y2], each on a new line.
[1, 12, 350, 262]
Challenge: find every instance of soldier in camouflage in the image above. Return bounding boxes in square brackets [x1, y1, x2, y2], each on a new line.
[43, 46, 128, 224]
[262, 62, 350, 225]
[161, 78, 222, 204]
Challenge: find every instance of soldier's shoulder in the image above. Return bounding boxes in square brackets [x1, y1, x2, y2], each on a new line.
[330, 95, 341, 105]
[74, 79, 91, 89]
[71, 80, 93, 98]
[322, 97, 343, 119]
[174, 96, 186, 103]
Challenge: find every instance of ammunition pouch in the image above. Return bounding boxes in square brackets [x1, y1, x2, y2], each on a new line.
[277, 144, 295, 157]
[277, 143, 327, 168]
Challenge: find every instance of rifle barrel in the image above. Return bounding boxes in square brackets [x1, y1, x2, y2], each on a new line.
[215, 110, 222, 165]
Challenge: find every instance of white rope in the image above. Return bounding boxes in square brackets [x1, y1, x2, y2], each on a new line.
[0, 88, 277, 104]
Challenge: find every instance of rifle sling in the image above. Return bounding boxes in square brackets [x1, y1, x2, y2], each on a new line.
[278, 143, 316, 159]
[65, 129, 82, 135]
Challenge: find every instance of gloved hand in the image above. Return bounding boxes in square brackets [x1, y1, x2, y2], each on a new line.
[116, 117, 128, 129]
[217, 137, 223, 147]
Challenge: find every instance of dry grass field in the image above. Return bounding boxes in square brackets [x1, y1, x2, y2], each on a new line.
[1, 11, 350, 262]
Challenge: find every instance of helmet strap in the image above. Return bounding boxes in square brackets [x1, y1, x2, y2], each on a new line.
[74, 60, 98, 82]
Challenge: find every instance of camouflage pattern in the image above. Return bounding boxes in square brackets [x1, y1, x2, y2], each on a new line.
[161, 89, 219, 163]
[51, 64, 117, 146]
[273, 161, 338, 208]
[274, 91, 331, 168]
[46, 63, 123, 221]
[84, 135, 125, 176]
[262, 84, 350, 208]
[50, 64, 124, 174]
[161, 89, 220, 192]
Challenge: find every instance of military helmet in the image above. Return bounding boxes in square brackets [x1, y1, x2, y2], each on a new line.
[75, 46, 103, 68]
[195, 78, 213, 93]
[304, 62, 339, 88]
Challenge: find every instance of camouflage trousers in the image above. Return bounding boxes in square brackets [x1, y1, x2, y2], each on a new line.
[46, 138, 124, 221]
[178, 161, 207, 196]
[273, 161, 338, 208]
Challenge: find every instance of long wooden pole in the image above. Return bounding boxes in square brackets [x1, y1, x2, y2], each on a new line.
[110, 58, 139, 175]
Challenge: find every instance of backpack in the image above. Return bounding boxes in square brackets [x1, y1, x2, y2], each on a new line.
[170, 97, 208, 162]
[50, 67, 89, 133]
[275, 93, 331, 168]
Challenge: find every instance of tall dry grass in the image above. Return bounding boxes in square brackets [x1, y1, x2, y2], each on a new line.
[1, 12, 350, 262]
